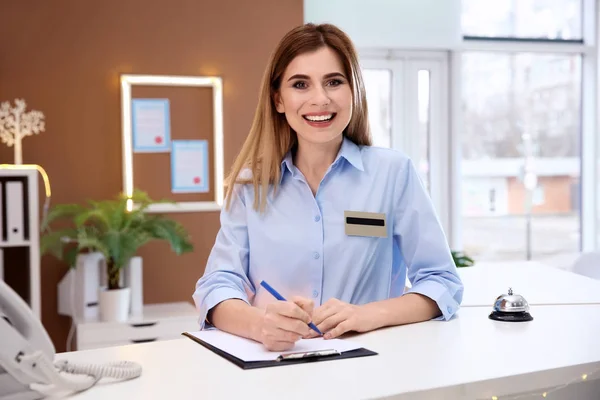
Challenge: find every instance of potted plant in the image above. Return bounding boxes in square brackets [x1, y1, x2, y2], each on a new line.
[452, 251, 475, 268]
[41, 189, 194, 322]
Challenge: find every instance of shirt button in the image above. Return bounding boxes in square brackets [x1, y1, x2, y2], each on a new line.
[447, 306, 453, 314]
[313, 252, 320, 259]
[312, 290, 319, 298]
[314, 215, 321, 222]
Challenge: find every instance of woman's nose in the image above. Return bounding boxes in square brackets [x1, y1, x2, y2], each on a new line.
[310, 86, 331, 106]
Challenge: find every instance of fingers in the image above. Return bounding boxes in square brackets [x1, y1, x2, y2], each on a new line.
[305, 328, 321, 339]
[312, 303, 338, 326]
[292, 296, 316, 339]
[271, 314, 311, 337]
[260, 313, 307, 350]
[291, 296, 314, 319]
[268, 301, 311, 324]
[317, 310, 347, 334]
[264, 302, 311, 337]
[308, 299, 356, 339]
[261, 325, 302, 343]
[324, 320, 352, 339]
[259, 298, 318, 350]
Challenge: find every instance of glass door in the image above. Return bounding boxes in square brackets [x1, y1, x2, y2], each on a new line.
[361, 53, 450, 236]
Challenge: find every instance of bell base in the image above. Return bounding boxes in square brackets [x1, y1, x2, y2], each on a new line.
[489, 311, 533, 322]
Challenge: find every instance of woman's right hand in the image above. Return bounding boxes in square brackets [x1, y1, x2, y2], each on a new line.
[258, 296, 314, 351]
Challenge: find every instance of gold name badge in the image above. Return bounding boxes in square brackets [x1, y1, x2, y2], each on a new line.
[344, 211, 387, 238]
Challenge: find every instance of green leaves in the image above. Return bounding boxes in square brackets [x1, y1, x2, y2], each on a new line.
[452, 251, 475, 268]
[40, 189, 194, 289]
[40, 228, 78, 260]
[41, 203, 86, 231]
[102, 230, 149, 269]
[140, 217, 193, 255]
[76, 226, 109, 257]
[74, 208, 111, 231]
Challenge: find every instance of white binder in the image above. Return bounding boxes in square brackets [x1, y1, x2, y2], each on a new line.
[125, 256, 143, 317]
[0, 249, 3, 281]
[0, 183, 3, 242]
[6, 181, 24, 243]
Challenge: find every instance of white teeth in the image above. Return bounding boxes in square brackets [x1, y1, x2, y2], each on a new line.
[305, 114, 333, 122]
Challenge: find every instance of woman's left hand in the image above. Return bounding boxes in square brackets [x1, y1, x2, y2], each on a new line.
[308, 298, 380, 339]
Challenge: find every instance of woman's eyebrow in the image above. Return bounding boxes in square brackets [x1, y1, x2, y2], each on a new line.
[287, 72, 346, 82]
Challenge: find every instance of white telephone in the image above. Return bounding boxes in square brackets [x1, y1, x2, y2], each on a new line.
[0, 280, 142, 400]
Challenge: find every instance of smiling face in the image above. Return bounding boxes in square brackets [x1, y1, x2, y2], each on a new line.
[275, 46, 353, 147]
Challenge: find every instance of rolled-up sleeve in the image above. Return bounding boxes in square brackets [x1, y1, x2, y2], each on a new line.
[192, 184, 255, 329]
[393, 158, 464, 321]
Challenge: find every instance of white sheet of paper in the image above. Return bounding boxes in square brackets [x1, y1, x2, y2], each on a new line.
[186, 330, 363, 362]
[171, 140, 209, 193]
[132, 99, 170, 153]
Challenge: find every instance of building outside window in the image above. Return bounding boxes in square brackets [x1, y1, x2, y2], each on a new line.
[460, 0, 588, 268]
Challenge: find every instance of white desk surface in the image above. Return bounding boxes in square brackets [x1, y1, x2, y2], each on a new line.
[49, 304, 600, 400]
[458, 261, 600, 308]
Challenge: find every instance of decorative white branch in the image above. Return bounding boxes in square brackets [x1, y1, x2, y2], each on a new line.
[0, 99, 45, 164]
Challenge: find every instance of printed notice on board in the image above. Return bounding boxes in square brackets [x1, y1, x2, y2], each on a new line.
[132, 99, 171, 153]
[171, 140, 209, 193]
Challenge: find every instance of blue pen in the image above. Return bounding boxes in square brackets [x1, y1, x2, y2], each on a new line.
[260, 280, 323, 336]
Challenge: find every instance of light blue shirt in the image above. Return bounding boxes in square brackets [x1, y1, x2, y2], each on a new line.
[193, 137, 463, 329]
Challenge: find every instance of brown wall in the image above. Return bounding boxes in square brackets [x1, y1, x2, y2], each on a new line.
[0, 0, 303, 352]
[507, 176, 576, 214]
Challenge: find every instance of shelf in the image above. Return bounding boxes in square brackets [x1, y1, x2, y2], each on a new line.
[78, 301, 198, 326]
[76, 301, 200, 350]
[0, 241, 32, 248]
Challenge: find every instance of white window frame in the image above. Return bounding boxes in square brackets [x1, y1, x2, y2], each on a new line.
[359, 0, 598, 253]
[452, 0, 598, 253]
[360, 50, 452, 237]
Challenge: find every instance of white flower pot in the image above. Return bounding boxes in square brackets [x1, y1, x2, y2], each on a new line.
[99, 287, 131, 322]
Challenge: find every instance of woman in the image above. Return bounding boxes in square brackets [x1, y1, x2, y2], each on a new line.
[193, 23, 463, 351]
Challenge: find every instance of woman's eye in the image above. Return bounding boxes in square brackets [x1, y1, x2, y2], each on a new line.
[327, 79, 343, 87]
[293, 81, 307, 89]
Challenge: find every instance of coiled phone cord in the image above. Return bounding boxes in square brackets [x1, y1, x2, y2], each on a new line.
[20, 351, 142, 393]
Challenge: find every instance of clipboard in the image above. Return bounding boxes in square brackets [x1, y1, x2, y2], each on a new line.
[182, 332, 378, 370]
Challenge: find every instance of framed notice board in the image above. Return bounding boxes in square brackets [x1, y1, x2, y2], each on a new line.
[120, 74, 224, 213]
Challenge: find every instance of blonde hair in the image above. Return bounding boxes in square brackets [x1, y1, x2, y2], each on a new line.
[224, 23, 371, 212]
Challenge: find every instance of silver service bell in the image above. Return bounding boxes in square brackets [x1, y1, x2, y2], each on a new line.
[489, 287, 534, 322]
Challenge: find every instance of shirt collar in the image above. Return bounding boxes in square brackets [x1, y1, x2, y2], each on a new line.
[336, 136, 365, 172]
[280, 136, 364, 184]
[280, 150, 294, 183]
